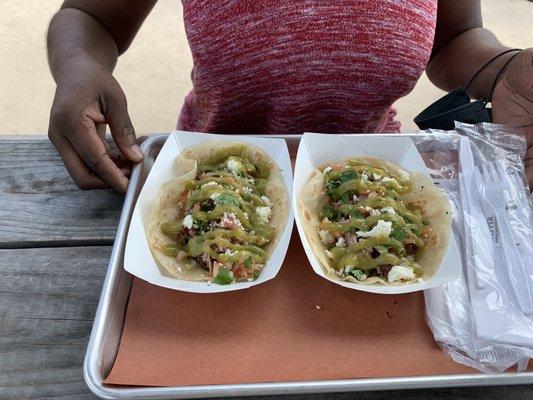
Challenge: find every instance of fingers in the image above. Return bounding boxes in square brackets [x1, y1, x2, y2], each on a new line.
[67, 116, 130, 193]
[95, 121, 107, 140]
[104, 89, 144, 163]
[108, 135, 149, 176]
[49, 131, 110, 190]
[137, 135, 149, 145]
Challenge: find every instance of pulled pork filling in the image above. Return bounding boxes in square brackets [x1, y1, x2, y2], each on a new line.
[160, 145, 275, 284]
[318, 160, 434, 283]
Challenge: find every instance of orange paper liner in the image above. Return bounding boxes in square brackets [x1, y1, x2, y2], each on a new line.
[105, 233, 475, 387]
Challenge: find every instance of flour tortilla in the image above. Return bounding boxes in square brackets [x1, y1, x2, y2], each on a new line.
[298, 157, 452, 285]
[147, 140, 289, 281]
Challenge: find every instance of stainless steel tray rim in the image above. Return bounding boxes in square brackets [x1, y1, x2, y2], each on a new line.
[85, 371, 533, 400]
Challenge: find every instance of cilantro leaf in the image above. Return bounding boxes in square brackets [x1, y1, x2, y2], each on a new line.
[348, 268, 366, 280]
[323, 204, 334, 220]
[194, 219, 208, 231]
[326, 180, 340, 197]
[216, 193, 240, 206]
[390, 227, 407, 241]
[349, 209, 364, 218]
[213, 267, 235, 285]
[338, 170, 357, 183]
[341, 192, 351, 204]
[244, 258, 252, 268]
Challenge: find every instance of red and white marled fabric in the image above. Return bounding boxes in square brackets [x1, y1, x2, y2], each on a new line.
[178, 0, 437, 134]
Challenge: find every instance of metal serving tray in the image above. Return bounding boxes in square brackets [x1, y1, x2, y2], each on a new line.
[84, 134, 533, 399]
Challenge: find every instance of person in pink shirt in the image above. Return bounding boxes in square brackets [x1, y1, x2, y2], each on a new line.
[47, 1, 533, 193]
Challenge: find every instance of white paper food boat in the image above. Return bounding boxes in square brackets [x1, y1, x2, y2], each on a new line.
[125, 131, 294, 293]
[293, 133, 461, 294]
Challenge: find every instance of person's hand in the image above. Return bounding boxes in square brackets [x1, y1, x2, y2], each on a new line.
[492, 48, 533, 189]
[48, 58, 145, 193]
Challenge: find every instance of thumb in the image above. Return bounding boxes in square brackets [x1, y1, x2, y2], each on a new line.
[104, 90, 144, 163]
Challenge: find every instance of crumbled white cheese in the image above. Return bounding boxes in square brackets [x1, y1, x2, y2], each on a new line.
[356, 220, 392, 238]
[381, 206, 396, 215]
[201, 181, 218, 188]
[325, 250, 334, 259]
[244, 177, 254, 184]
[373, 172, 383, 181]
[370, 209, 382, 216]
[255, 206, 272, 224]
[241, 186, 253, 194]
[352, 194, 359, 202]
[319, 229, 335, 244]
[226, 158, 241, 176]
[224, 249, 236, 256]
[260, 195, 272, 206]
[398, 170, 410, 181]
[361, 172, 369, 181]
[182, 215, 194, 229]
[318, 229, 335, 244]
[323, 166, 332, 174]
[335, 237, 346, 247]
[210, 192, 221, 202]
[387, 265, 415, 283]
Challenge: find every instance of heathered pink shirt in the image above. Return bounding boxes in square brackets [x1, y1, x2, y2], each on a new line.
[178, 1, 437, 134]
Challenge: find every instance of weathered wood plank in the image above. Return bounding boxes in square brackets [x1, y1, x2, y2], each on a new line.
[1, 248, 107, 320]
[0, 246, 110, 399]
[0, 139, 124, 247]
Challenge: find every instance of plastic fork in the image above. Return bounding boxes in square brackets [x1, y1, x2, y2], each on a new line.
[493, 161, 533, 256]
[479, 162, 533, 313]
[459, 137, 495, 288]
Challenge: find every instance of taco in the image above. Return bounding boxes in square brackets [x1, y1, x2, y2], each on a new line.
[298, 157, 451, 285]
[147, 140, 288, 284]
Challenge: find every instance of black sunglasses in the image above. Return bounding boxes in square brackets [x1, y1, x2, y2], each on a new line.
[414, 49, 522, 131]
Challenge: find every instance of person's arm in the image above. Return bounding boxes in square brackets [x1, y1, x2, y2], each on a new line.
[426, 0, 532, 187]
[426, 1, 511, 99]
[47, 0, 157, 192]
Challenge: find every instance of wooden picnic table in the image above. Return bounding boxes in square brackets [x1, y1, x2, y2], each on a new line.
[0, 137, 532, 399]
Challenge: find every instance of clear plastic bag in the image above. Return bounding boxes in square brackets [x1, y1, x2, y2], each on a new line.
[411, 122, 533, 373]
